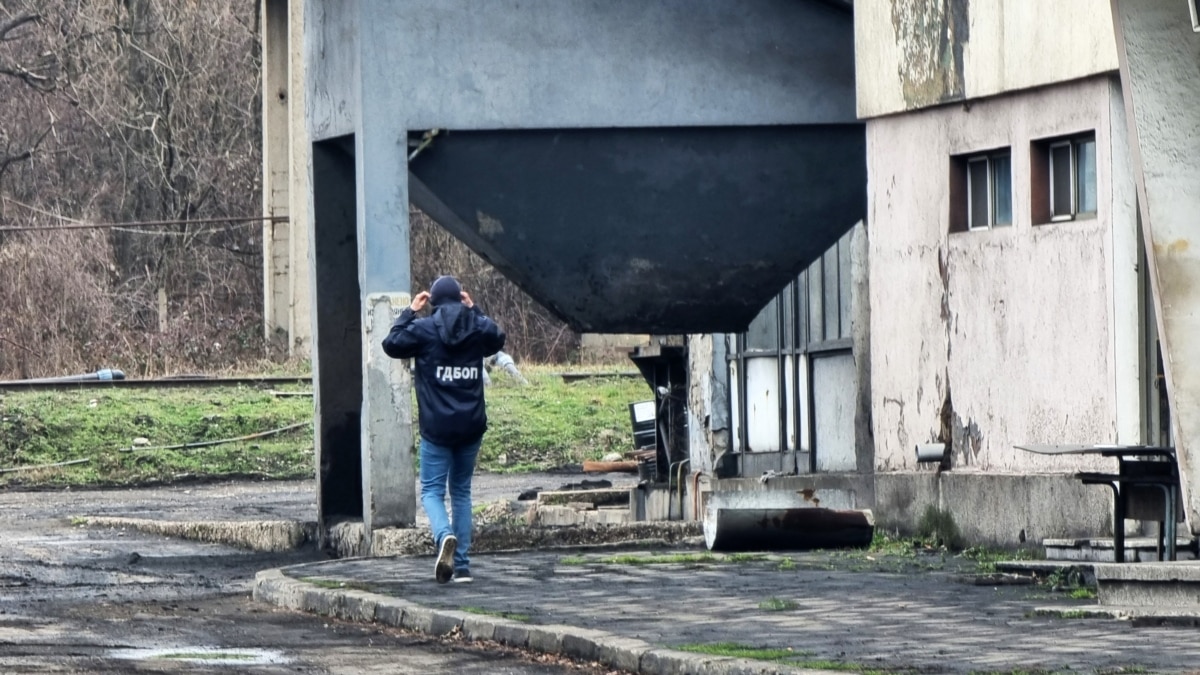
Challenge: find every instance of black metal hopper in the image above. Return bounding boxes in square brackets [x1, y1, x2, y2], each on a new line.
[408, 125, 865, 334]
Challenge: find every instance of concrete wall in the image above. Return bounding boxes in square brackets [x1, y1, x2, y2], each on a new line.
[306, 0, 857, 142]
[868, 76, 1140, 476]
[856, 0, 1119, 119]
[1112, 0, 1200, 533]
[875, 472, 1114, 546]
[287, 1, 312, 357]
[263, 0, 313, 357]
[304, 0, 357, 141]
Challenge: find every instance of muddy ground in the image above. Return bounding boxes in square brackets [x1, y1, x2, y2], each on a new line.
[0, 477, 628, 673]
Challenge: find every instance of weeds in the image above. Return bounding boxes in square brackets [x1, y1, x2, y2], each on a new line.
[461, 606, 531, 623]
[917, 506, 963, 550]
[299, 577, 369, 591]
[758, 597, 799, 611]
[674, 643, 801, 662]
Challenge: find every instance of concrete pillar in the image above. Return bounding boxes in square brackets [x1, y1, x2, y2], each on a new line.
[355, 1, 417, 538]
[286, 0, 312, 357]
[261, 0, 291, 351]
[1111, 0, 1200, 532]
[311, 138, 364, 536]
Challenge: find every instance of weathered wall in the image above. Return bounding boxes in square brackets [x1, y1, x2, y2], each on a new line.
[1112, 0, 1200, 533]
[303, 0, 357, 141]
[856, 0, 1119, 119]
[868, 76, 1139, 475]
[875, 472, 1114, 546]
[687, 334, 731, 476]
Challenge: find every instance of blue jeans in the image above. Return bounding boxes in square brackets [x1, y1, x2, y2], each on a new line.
[419, 437, 480, 571]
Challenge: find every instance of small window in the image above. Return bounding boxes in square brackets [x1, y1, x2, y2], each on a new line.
[950, 149, 1012, 232]
[1032, 133, 1096, 224]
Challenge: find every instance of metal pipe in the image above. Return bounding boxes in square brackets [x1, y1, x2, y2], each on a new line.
[704, 506, 874, 552]
[915, 443, 947, 463]
[691, 470, 705, 521]
[666, 459, 689, 521]
[675, 459, 690, 521]
[3, 369, 126, 385]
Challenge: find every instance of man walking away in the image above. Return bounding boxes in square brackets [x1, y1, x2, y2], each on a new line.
[382, 276, 506, 584]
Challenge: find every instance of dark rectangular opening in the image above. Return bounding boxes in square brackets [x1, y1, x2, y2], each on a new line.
[312, 136, 364, 524]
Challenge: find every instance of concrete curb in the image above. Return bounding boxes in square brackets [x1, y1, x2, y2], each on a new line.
[1031, 604, 1200, 627]
[328, 520, 705, 558]
[79, 515, 703, 557]
[79, 517, 316, 553]
[252, 568, 843, 675]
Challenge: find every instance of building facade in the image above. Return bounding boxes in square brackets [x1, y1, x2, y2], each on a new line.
[692, 0, 1179, 546]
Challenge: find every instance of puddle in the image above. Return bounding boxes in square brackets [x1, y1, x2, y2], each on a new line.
[109, 647, 289, 666]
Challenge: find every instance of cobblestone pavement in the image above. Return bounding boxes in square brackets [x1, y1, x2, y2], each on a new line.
[282, 548, 1200, 674]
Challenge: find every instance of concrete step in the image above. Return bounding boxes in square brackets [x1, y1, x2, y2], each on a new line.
[536, 488, 631, 508]
[1032, 603, 1200, 626]
[1044, 536, 1196, 563]
[1094, 561, 1200, 608]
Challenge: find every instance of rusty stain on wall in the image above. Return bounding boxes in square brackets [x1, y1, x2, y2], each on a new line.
[889, 0, 969, 109]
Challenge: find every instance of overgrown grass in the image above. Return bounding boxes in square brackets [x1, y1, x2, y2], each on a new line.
[674, 643, 801, 662]
[300, 577, 369, 591]
[479, 365, 650, 472]
[461, 606, 532, 622]
[0, 364, 651, 486]
[758, 597, 799, 611]
[0, 385, 314, 486]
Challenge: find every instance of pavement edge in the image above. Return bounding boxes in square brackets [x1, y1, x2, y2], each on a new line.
[251, 568, 827, 675]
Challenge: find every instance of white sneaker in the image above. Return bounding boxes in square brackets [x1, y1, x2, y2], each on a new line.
[435, 535, 457, 584]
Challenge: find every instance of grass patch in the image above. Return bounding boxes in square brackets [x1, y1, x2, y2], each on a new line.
[675, 642, 800, 662]
[777, 557, 797, 571]
[1051, 609, 1092, 620]
[0, 385, 314, 486]
[562, 552, 776, 566]
[68, 516, 88, 526]
[917, 505, 963, 550]
[0, 363, 652, 486]
[758, 597, 798, 611]
[476, 365, 651, 472]
[300, 577, 369, 591]
[595, 552, 717, 565]
[461, 606, 531, 622]
[1066, 587, 1096, 600]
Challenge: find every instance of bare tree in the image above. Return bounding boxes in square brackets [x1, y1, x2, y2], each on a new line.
[0, 0, 265, 379]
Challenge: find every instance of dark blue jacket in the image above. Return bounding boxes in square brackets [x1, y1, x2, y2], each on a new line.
[381, 302, 506, 447]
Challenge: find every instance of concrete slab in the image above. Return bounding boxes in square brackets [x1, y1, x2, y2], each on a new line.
[1095, 561, 1200, 607]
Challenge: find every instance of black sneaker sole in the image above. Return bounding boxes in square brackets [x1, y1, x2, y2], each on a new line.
[435, 536, 457, 584]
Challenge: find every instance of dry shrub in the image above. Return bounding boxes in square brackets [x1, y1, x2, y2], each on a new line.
[0, 1, 267, 380]
[410, 206, 579, 364]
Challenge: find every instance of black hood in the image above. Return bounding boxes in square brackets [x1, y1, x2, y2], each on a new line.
[432, 303, 478, 347]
